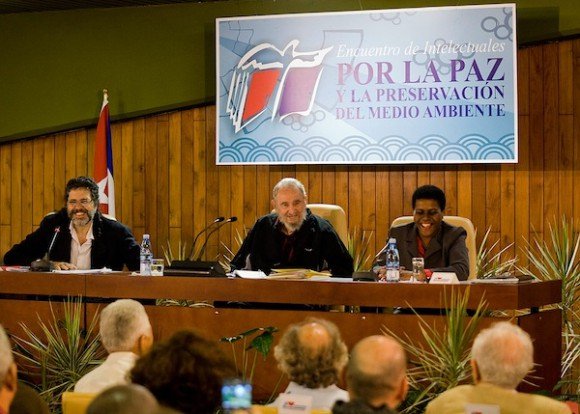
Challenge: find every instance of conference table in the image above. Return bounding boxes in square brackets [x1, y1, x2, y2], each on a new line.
[0, 271, 562, 398]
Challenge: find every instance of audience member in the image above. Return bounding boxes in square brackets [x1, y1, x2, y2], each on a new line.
[425, 322, 571, 414]
[86, 384, 158, 414]
[130, 330, 235, 414]
[374, 184, 469, 280]
[273, 318, 349, 410]
[231, 177, 353, 276]
[333, 335, 408, 414]
[0, 325, 17, 414]
[10, 382, 49, 414]
[75, 299, 153, 393]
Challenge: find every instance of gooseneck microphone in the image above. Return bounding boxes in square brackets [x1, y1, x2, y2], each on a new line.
[196, 217, 238, 261]
[30, 226, 61, 272]
[187, 217, 225, 260]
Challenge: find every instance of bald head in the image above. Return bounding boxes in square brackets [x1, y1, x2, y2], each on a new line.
[87, 384, 158, 414]
[297, 322, 331, 355]
[471, 322, 534, 389]
[347, 335, 407, 408]
[274, 318, 348, 388]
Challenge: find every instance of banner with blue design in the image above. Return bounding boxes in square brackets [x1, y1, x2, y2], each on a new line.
[216, 4, 517, 165]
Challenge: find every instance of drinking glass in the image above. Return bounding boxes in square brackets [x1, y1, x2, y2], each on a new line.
[151, 258, 164, 276]
[412, 257, 425, 282]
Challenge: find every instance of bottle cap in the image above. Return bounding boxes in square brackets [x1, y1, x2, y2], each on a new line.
[388, 237, 396, 244]
[143, 234, 150, 239]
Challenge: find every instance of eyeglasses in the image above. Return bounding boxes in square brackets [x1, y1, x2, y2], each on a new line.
[413, 208, 441, 217]
[67, 199, 93, 207]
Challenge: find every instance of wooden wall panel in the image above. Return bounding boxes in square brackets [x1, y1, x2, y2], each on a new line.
[0, 39, 577, 272]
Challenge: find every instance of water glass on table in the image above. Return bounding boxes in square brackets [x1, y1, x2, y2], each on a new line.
[412, 257, 425, 282]
[151, 258, 165, 276]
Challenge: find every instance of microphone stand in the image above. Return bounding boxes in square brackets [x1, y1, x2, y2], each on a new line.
[187, 217, 224, 260]
[196, 217, 238, 261]
[31, 226, 61, 272]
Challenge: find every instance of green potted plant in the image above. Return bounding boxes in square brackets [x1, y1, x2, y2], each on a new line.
[11, 297, 104, 413]
[520, 216, 580, 399]
[383, 288, 487, 413]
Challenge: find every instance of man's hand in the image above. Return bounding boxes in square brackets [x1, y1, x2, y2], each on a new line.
[51, 262, 78, 270]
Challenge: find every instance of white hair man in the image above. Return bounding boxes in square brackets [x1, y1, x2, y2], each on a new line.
[273, 318, 349, 410]
[333, 335, 408, 414]
[426, 322, 571, 414]
[0, 325, 17, 414]
[230, 177, 353, 276]
[75, 299, 153, 393]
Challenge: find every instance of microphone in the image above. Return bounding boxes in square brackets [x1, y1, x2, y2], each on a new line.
[196, 217, 237, 260]
[31, 226, 61, 272]
[187, 217, 225, 260]
[166, 216, 235, 278]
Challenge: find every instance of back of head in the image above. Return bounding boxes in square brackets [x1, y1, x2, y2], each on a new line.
[130, 329, 235, 414]
[0, 325, 14, 388]
[346, 335, 407, 406]
[471, 322, 533, 389]
[100, 299, 152, 353]
[274, 317, 347, 389]
[10, 382, 50, 414]
[87, 384, 158, 414]
[412, 185, 446, 211]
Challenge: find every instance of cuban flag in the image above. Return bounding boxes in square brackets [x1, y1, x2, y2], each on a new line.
[94, 89, 115, 217]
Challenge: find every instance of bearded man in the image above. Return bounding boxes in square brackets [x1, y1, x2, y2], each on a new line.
[4, 176, 140, 271]
[231, 178, 353, 277]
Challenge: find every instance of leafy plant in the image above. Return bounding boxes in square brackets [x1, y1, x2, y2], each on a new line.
[220, 326, 278, 384]
[347, 228, 374, 272]
[519, 216, 580, 397]
[161, 239, 188, 266]
[384, 288, 487, 413]
[476, 227, 518, 278]
[219, 227, 247, 272]
[11, 297, 104, 413]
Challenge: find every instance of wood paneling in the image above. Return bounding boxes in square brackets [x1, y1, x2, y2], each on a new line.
[0, 39, 578, 265]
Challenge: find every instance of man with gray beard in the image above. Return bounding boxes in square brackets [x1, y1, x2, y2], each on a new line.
[231, 178, 353, 276]
[4, 176, 139, 271]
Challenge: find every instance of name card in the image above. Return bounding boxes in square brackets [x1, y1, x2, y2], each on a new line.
[430, 272, 459, 284]
[278, 394, 313, 414]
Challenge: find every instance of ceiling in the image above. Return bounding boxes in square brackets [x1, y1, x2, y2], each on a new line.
[0, 0, 225, 14]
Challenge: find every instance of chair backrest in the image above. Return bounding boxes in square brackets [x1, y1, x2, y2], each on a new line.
[62, 391, 97, 414]
[390, 215, 477, 280]
[307, 204, 348, 246]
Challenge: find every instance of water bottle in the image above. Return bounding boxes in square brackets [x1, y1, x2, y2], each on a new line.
[140, 234, 152, 276]
[385, 238, 400, 282]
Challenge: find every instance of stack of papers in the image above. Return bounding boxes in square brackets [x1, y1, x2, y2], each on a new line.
[232, 269, 331, 280]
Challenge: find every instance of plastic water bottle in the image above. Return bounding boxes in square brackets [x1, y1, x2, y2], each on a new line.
[385, 238, 400, 282]
[140, 234, 152, 276]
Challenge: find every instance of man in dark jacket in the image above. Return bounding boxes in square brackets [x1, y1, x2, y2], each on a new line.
[230, 178, 353, 277]
[3, 176, 140, 271]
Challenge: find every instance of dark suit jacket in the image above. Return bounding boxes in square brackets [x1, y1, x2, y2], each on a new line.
[385, 221, 470, 280]
[3, 209, 140, 271]
[230, 210, 354, 277]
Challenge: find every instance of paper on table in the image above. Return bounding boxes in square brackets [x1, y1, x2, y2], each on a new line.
[52, 267, 114, 274]
[233, 270, 267, 279]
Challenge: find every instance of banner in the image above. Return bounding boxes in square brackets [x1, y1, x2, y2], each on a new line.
[94, 90, 116, 217]
[216, 4, 517, 165]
